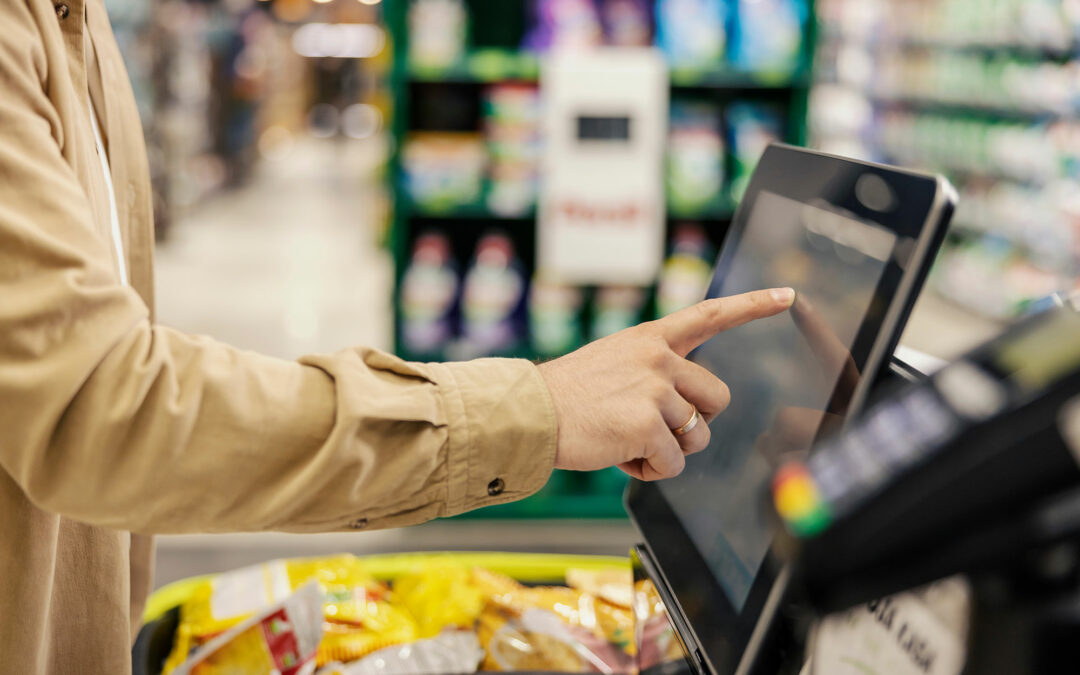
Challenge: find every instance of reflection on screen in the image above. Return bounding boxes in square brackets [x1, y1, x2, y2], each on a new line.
[658, 190, 896, 610]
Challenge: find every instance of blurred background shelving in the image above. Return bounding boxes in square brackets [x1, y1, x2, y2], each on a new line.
[383, 0, 816, 519]
[384, 0, 815, 361]
[810, 0, 1080, 329]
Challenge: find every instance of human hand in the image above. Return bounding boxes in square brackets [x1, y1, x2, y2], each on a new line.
[538, 287, 796, 481]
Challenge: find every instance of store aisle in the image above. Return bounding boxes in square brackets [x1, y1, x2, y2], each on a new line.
[154, 137, 393, 360]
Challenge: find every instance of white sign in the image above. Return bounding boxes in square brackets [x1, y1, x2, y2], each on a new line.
[810, 577, 971, 675]
[537, 48, 668, 285]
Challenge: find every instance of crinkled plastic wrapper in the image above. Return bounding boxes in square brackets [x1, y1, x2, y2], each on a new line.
[170, 582, 324, 675]
[318, 630, 484, 675]
[632, 578, 687, 671]
[164, 555, 418, 673]
[472, 568, 635, 673]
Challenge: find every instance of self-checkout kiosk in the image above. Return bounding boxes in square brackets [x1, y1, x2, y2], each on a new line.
[623, 145, 1080, 675]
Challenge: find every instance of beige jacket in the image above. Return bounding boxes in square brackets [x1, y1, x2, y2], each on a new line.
[0, 1, 557, 672]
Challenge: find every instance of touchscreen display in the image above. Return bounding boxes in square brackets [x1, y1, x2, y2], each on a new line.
[657, 190, 898, 610]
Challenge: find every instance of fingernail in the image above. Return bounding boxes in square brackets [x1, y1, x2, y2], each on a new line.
[771, 287, 795, 306]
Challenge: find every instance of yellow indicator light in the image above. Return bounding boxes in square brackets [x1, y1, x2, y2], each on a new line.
[775, 476, 819, 520]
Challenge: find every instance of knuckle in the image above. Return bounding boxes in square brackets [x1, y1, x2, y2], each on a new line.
[691, 426, 712, 453]
[715, 379, 732, 411]
[649, 378, 671, 403]
[643, 339, 670, 369]
[694, 300, 720, 324]
[637, 414, 659, 437]
[669, 449, 686, 477]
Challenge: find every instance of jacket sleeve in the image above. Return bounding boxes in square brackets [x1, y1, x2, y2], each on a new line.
[0, 3, 556, 534]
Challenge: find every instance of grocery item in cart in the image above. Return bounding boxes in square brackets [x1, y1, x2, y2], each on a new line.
[473, 568, 635, 673]
[169, 582, 323, 675]
[319, 630, 484, 675]
[164, 556, 419, 672]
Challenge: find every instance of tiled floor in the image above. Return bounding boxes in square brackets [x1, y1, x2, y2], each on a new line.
[154, 137, 393, 360]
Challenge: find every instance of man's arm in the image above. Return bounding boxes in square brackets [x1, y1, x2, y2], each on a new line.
[0, 4, 556, 534]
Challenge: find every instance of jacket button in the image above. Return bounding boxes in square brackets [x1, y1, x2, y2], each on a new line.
[348, 518, 368, 530]
[487, 478, 505, 497]
[55, 3, 69, 19]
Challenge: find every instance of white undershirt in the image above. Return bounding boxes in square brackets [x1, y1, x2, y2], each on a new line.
[89, 103, 128, 286]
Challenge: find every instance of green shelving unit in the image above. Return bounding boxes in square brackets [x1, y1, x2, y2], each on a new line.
[384, 0, 815, 519]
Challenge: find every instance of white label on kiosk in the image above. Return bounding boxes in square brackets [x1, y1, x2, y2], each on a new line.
[810, 577, 971, 675]
[537, 48, 668, 285]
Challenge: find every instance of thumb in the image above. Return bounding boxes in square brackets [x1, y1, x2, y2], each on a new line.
[660, 288, 795, 357]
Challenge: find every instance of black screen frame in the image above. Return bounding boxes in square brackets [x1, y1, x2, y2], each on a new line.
[625, 144, 955, 675]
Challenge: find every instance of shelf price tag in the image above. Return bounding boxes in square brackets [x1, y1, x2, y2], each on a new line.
[537, 49, 668, 285]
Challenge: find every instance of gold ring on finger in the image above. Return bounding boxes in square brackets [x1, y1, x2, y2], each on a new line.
[672, 405, 700, 437]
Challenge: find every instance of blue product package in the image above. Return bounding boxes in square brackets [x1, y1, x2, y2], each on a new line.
[730, 0, 806, 74]
[655, 0, 727, 68]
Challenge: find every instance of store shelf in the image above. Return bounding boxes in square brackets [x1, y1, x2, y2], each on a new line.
[409, 50, 809, 90]
[404, 196, 737, 221]
[404, 195, 534, 220]
[408, 50, 540, 83]
[667, 192, 739, 220]
[668, 66, 810, 90]
[869, 94, 1068, 122]
[819, 27, 1079, 60]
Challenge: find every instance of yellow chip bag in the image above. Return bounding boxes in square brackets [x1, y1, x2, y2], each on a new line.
[471, 567, 635, 673]
[169, 582, 323, 675]
[392, 563, 487, 638]
[164, 556, 418, 673]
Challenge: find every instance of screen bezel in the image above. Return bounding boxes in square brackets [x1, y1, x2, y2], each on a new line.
[626, 144, 955, 675]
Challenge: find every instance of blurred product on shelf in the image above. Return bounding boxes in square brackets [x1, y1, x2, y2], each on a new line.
[666, 102, 725, 215]
[727, 102, 784, 199]
[811, 0, 1080, 320]
[408, 0, 468, 70]
[876, 113, 1062, 185]
[871, 52, 1079, 115]
[656, 224, 715, 316]
[400, 232, 461, 360]
[590, 286, 649, 340]
[484, 85, 543, 217]
[529, 277, 586, 358]
[934, 238, 1075, 319]
[819, 0, 1080, 51]
[654, 0, 727, 67]
[457, 233, 530, 358]
[729, 0, 806, 73]
[402, 133, 487, 211]
[523, 0, 604, 52]
[601, 0, 654, 47]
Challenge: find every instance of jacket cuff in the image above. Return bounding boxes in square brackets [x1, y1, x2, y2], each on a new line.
[421, 359, 558, 515]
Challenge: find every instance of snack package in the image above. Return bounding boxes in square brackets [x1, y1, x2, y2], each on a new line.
[472, 568, 635, 673]
[392, 564, 487, 638]
[565, 568, 634, 609]
[320, 630, 484, 675]
[171, 582, 323, 675]
[632, 579, 686, 671]
[164, 556, 418, 673]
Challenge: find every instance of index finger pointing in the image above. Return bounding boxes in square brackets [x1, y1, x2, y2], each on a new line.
[660, 287, 795, 356]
